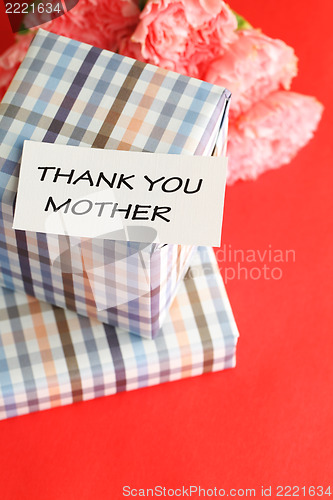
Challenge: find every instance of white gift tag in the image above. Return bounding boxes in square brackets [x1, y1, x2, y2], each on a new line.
[13, 141, 227, 246]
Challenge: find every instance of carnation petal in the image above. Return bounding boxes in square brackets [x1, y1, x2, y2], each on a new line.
[205, 29, 298, 119]
[122, 0, 237, 77]
[226, 91, 324, 184]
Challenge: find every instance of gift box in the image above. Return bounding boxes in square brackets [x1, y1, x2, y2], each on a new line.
[0, 246, 239, 420]
[0, 30, 231, 338]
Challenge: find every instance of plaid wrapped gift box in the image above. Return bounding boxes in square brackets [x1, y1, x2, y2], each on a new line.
[0, 30, 231, 339]
[0, 247, 239, 420]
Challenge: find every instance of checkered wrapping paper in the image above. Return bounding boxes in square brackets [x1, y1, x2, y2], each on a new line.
[0, 29, 230, 339]
[0, 247, 239, 420]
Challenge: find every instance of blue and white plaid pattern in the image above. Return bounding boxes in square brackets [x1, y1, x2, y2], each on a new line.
[0, 247, 239, 420]
[0, 30, 230, 338]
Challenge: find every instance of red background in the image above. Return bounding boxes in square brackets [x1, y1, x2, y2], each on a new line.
[0, 1, 332, 498]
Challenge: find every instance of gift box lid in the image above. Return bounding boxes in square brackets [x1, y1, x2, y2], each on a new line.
[0, 29, 230, 213]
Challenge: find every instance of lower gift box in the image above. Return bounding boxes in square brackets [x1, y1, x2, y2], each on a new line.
[0, 246, 239, 420]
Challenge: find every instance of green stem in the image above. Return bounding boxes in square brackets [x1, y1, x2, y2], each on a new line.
[139, 0, 148, 11]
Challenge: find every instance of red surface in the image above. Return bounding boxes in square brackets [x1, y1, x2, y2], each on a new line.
[0, 1, 333, 498]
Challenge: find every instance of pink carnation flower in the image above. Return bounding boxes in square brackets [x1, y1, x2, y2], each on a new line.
[205, 29, 298, 119]
[120, 0, 237, 78]
[25, 0, 140, 52]
[226, 91, 324, 184]
[0, 32, 36, 102]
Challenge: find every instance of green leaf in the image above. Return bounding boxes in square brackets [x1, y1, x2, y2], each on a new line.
[233, 11, 252, 30]
[17, 26, 31, 34]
